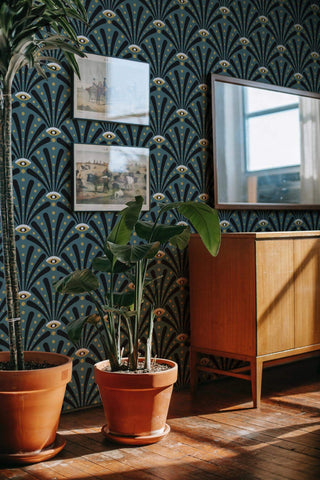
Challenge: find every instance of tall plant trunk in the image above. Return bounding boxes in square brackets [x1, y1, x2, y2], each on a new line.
[0, 86, 24, 370]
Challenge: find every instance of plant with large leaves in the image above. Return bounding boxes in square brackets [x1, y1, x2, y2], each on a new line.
[54, 195, 221, 372]
[0, 0, 87, 370]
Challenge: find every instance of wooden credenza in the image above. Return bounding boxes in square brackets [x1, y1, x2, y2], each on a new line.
[189, 231, 320, 407]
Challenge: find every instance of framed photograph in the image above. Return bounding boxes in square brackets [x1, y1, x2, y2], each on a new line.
[73, 144, 149, 211]
[73, 53, 149, 125]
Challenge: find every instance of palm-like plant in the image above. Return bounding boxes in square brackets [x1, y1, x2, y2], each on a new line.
[0, 0, 87, 370]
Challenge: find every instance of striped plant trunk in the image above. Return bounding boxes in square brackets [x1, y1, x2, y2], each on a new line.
[0, 87, 25, 370]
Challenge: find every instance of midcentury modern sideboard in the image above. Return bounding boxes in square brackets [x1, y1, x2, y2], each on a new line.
[189, 231, 320, 407]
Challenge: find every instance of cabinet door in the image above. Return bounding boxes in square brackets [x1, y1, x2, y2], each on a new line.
[256, 239, 295, 355]
[294, 237, 320, 347]
[189, 235, 256, 356]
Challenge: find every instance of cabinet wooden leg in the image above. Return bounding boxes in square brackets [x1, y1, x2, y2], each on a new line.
[251, 359, 263, 408]
[190, 349, 198, 392]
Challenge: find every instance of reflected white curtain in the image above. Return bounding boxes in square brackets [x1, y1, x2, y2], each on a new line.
[215, 83, 246, 203]
[299, 97, 320, 204]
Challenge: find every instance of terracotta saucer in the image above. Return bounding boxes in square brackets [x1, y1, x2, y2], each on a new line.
[0, 434, 66, 465]
[102, 423, 170, 445]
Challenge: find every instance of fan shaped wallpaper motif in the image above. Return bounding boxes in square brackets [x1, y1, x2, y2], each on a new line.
[0, 0, 319, 410]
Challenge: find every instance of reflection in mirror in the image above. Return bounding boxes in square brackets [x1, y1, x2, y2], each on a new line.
[212, 75, 320, 209]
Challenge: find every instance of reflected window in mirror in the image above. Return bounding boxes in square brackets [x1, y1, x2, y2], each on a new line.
[212, 75, 320, 209]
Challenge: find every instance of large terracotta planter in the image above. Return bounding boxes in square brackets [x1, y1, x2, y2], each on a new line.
[94, 358, 178, 445]
[0, 351, 72, 464]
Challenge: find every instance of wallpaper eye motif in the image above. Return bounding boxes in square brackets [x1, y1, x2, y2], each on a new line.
[293, 219, 304, 226]
[199, 193, 209, 201]
[75, 348, 90, 358]
[153, 135, 165, 143]
[75, 223, 89, 232]
[176, 333, 188, 342]
[46, 63, 61, 71]
[18, 291, 31, 300]
[16, 224, 31, 233]
[155, 250, 165, 259]
[128, 44, 141, 53]
[153, 20, 165, 28]
[46, 256, 61, 265]
[219, 59, 230, 67]
[258, 15, 268, 24]
[77, 35, 90, 44]
[258, 219, 269, 228]
[15, 158, 31, 167]
[239, 37, 250, 46]
[176, 52, 188, 61]
[103, 9, 116, 18]
[153, 193, 165, 201]
[176, 165, 188, 173]
[198, 29, 209, 37]
[176, 277, 188, 286]
[220, 220, 231, 229]
[102, 131, 116, 140]
[15, 92, 31, 101]
[46, 320, 61, 329]
[46, 127, 61, 136]
[176, 108, 188, 117]
[46, 192, 61, 200]
[153, 77, 165, 86]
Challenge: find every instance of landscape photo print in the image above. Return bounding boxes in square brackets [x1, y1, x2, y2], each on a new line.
[73, 144, 149, 211]
[73, 53, 149, 125]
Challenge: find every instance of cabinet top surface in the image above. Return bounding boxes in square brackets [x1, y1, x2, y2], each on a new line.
[221, 231, 320, 239]
[191, 231, 320, 241]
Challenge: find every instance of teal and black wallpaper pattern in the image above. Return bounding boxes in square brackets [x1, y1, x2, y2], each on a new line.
[1, 0, 320, 409]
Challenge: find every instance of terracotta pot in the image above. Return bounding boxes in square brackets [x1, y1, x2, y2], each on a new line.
[94, 358, 178, 445]
[0, 351, 72, 464]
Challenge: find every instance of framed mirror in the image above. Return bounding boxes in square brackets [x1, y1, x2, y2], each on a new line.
[211, 74, 320, 209]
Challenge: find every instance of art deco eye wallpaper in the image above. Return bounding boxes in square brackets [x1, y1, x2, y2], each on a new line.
[1, 0, 319, 409]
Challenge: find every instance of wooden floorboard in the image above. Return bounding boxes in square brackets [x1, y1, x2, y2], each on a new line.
[1, 357, 320, 480]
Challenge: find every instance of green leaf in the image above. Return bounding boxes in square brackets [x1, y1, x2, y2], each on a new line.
[159, 202, 221, 256]
[66, 315, 93, 344]
[53, 269, 99, 294]
[169, 226, 191, 250]
[103, 305, 136, 318]
[107, 241, 160, 264]
[92, 256, 112, 272]
[107, 196, 143, 246]
[92, 255, 132, 274]
[108, 291, 135, 307]
[135, 221, 186, 243]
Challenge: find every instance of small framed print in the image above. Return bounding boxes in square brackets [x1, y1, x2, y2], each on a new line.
[73, 144, 149, 211]
[73, 53, 149, 125]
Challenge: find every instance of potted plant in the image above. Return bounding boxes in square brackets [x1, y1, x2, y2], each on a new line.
[54, 195, 221, 445]
[0, 0, 87, 464]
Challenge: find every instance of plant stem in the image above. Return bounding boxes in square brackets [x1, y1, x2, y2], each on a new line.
[144, 306, 154, 370]
[0, 87, 24, 370]
[89, 293, 120, 370]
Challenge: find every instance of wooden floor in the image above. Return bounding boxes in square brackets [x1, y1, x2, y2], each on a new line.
[1, 358, 320, 480]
